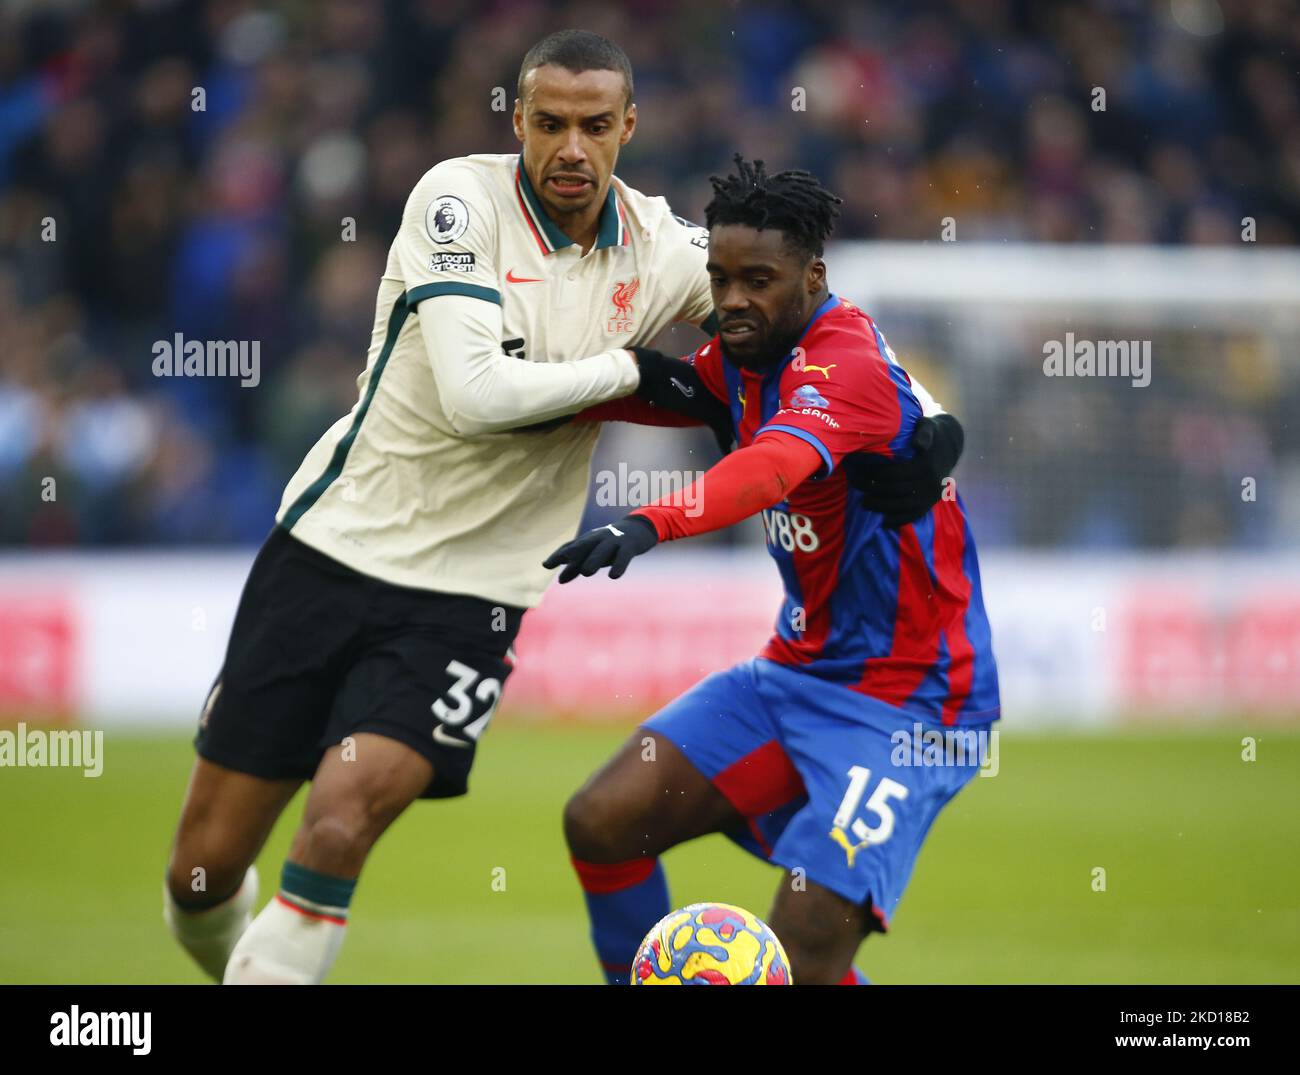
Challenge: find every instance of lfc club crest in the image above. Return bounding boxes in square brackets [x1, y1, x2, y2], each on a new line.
[607, 278, 639, 333]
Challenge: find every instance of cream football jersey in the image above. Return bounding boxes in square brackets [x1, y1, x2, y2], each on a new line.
[275, 153, 716, 609]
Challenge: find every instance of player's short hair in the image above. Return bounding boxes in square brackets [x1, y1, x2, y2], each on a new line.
[518, 30, 634, 108]
[705, 154, 843, 260]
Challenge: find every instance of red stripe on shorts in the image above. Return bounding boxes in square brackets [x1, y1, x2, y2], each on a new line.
[712, 740, 805, 818]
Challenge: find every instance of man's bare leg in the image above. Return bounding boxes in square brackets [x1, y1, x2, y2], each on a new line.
[223, 733, 432, 984]
[563, 730, 745, 982]
[163, 757, 302, 980]
[766, 875, 873, 984]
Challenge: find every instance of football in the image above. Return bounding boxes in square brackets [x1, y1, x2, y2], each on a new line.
[631, 902, 792, 985]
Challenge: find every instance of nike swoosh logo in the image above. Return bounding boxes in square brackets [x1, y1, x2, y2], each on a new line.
[604, 524, 625, 537]
[432, 725, 471, 749]
[505, 270, 543, 283]
[669, 377, 695, 398]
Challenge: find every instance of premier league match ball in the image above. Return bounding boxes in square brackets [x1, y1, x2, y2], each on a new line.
[631, 902, 792, 985]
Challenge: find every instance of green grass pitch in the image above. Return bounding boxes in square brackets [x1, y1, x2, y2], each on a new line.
[1, 721, 1296, 983]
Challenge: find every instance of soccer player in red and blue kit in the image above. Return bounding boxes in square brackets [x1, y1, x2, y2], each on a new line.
[545, 156, 1000, 985]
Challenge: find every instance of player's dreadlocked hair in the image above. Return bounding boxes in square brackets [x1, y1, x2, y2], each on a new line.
[704, 154, 843, 260]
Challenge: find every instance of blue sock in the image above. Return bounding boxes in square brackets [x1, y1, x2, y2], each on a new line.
[571, 856, 669, 985]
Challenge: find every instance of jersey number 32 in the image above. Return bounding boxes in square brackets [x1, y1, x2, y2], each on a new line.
[431, 660, 502, 745]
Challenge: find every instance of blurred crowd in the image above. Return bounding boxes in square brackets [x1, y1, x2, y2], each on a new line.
[1, 0, 1297, 547]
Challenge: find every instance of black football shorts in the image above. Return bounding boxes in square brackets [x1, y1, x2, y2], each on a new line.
[194, 526, 524, 799]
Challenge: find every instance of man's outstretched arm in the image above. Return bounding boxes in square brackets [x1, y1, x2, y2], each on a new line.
[573, 346, 735, 453]
[417, 298, 643, 437]
[572, 346, 965, 524]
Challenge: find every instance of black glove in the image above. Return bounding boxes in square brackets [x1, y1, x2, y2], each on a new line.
[542, 514, 659, 583]
[629, 346, 733, 455]
[840, 414, 965, 528]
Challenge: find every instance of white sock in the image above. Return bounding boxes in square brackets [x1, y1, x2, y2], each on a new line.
[163, 865, 259, 982]
[223, 880, 350, 985]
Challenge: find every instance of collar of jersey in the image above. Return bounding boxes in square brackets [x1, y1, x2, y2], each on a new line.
[727, 292, 842, 382]
[514, 160, 629, 255]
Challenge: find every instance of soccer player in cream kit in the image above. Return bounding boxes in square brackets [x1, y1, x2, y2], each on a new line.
[162, 30, 960, 984]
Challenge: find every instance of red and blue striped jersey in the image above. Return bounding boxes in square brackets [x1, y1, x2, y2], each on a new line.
[690, 294, 1000, 725]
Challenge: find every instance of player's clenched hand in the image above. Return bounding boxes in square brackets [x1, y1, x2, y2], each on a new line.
[542, 515, 659, 583]
[629, 347, 734, 455]
[840, 414, 965, 528]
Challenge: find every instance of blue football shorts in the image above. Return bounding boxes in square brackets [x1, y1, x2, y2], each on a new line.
[644, 656, 995, 931]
